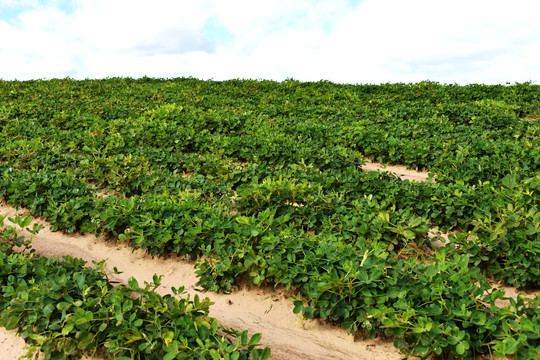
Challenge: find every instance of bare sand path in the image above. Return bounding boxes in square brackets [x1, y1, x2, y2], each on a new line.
[0, 203, 402, 360]
[361, 159, 432, 182]
[1, 327, 31, 360]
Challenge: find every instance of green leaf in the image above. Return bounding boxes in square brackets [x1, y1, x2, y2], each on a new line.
[77, 332, 94, 349]
[123, 299, 134, 312]
[248, 333, 262, 347]
[57, 302, 71, 311]
[414, 344, 429, 356]
[292, 300, 303, 314]
[501, 337, 518, 355]
[240, 330, 248, 347]
[209, 349, 220, 360]
[260, 347, 271, 360]
[471, 312, 486, 325]
[163, 352, 177, 360]
[235, 216, 250, 225]
[128, 277, 139, 289]
[62, 322, 75, 335]
[402, 230, 415, 239]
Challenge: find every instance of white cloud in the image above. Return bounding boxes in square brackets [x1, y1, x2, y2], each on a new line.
[0, 0, 539, 83]
[0, 0, 38, 7]
[70, 0, 214, 55]
[0, 7, 81, 79]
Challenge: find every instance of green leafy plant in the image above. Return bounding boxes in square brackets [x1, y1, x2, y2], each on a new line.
[0, 217, 270, 360]
[1, 78, 539, 358]
[0, 213, 42, 254]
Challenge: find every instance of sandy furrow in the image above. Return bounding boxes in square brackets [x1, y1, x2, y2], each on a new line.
[1, 327, 35, 360]
[0, 203, 402, 360]
[361, 159, 433, 182]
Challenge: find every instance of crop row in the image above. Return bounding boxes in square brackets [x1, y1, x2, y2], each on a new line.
[1, 79, 537, 185]
[0, 214, 270, 360]
[1, 150, 539, 286]
[1, 164, 539, 358]
[1, 140, 538, 289]
[1, 78, 539, 358]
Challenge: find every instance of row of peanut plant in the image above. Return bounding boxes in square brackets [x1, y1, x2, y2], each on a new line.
[0, 214, 270, 360]
[1, 78, 539, 358]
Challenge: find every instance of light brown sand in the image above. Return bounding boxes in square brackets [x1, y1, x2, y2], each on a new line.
[361, 159, 433, 182]
[0, 203, 402, 360]
[1, 327, 34, 360]
[428, 227, 452, 247]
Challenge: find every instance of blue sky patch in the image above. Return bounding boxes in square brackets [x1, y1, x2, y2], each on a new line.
[0, 0, 75, 23]
[204, 16, 233, 48]
[0, 6, 25, 23]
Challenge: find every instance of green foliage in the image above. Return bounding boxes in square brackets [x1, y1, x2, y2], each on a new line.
[447, 177, 540, 288]
[0, 213, 42, 254]
[0, 217, 269, 359]
[1, 78, 539, 358]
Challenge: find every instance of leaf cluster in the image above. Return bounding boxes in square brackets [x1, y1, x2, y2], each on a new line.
[0, 216, 269, 359]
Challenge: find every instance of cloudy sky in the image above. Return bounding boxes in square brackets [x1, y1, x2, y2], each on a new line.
[1, 0, 539, 84]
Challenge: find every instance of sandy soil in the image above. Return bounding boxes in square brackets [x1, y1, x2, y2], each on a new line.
[361, 159, 432, 182]
[1, 327, 33, 360]
[428, 227, 453, 248]
[0, 202, 402, 360]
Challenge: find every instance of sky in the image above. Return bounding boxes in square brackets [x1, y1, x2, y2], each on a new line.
[0, 0, 539, 85]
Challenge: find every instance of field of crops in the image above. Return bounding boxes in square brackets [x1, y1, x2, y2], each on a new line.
[1, 78, 539, 359]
